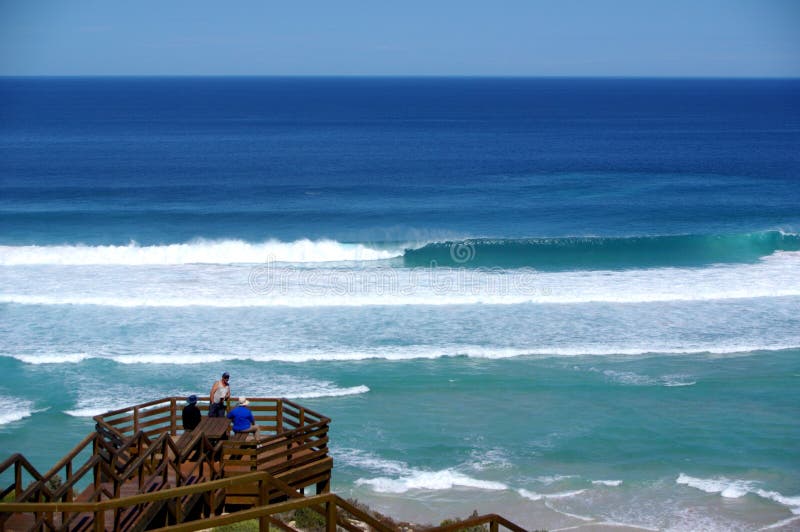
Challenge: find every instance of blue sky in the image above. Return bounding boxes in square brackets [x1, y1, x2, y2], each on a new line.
[1, 0, 798, 77]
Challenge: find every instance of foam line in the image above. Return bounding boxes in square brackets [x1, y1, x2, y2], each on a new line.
[0, 239, 401, 265]
[3, 344, 798, 366]
[3, 251, 799, 307]
[677, 474, 800, 513]
[355, 469, 508, 494]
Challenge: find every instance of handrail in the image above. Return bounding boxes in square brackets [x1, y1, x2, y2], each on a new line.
[0, 471, 293, 512]
[428, 513, 529, 532]
[0, 473, 386, 532]
[40, 431, 97, 481]
[0, 453, 47, 500]
[282, 398, 330, 423]
[1, 471, 529, 532]
[93, 397, 331, 442]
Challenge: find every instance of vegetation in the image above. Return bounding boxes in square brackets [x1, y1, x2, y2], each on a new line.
[293, 506, 327, 530]
[439, 510, 488, 532]
[343, 498, 420, 530]
[46, 474, 62, 493]
[213, 520, 259, 532]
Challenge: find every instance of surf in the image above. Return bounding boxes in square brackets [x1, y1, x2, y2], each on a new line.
[402, 230, 800, 269]
[0, 238, 401, 266]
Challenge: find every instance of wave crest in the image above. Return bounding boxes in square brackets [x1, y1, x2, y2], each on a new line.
[677, 473, 800, 513]
[403, 231, 800, 269]
[0, 239, 400, 266]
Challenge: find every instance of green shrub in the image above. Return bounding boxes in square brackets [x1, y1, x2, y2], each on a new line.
[46, 474, 63, 493]
[439, 510, 488, 532]
[212, 519, 284, 532]
[293, 506, 326, 530]
[213, 519, 259, 532]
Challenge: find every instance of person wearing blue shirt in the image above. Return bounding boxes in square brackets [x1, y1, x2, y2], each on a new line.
[227, 397, 259, 438]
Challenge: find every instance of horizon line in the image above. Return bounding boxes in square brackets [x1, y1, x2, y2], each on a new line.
[2, 74, 799, 80]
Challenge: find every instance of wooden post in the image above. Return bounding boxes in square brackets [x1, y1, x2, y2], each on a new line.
[14, 462, 21, 496]
[176, 496, 183, 524]
[258, 478, 269, 532]
[171, 398, 177, 436]
[66, 460, 74, 500]
[276, 400, 283, 433]
[326, 499, 337, 532]
[490, 521, 499, 532]
[133, 406, 139, 435]
[94, 507, 104, 532]
[94, 461, 101, 494]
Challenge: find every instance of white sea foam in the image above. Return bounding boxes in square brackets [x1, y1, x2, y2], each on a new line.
[518, 488, 587, 501]
[2, 251, 800, 309]
[64, 393, 142, 417]
[591, 479, 623, 486]
[12, 352, 92, 364]
[356, 469, 508, 494]
[334, 448, 410, 476]
[468, 448, 513, 471]
[0, 239, 400, 266]
[0, 397, 36, 425]
[662, 378, 696, 387]
[677, 474, 800, 513]
[344, 448, 507, 494]
[60, 374, 368, 418]
[3, 344, 798, 366]
[287, 385, 370, 399]
[234, 376, 371, 400]
[754, 489, 800, 514]
[598, 370, 697, 387]
[535, 474, 579, 484]
[677, 473, 756, 498]
[759, 515, 800, 530]
[543, 500, 595, 523]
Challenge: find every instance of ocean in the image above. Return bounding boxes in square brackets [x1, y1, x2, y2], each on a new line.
[1, 77, 799, 531]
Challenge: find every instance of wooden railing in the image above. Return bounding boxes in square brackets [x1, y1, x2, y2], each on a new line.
[93, 397, 329, 445]
[1, 471, 529, 532]
[0, 428, 226, 530]
[1, 398, 527, 531]
[93, 397, 331, 492]
[222, 400, 330, 473]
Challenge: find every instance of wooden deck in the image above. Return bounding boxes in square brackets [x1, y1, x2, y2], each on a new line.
[0, 396, 526, 532]
[0, 397, 333, 531]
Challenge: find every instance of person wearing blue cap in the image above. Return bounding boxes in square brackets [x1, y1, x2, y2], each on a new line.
[182, 395, 201, 430]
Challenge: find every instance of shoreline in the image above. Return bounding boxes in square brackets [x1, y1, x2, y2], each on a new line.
[333, 481, 800, 532]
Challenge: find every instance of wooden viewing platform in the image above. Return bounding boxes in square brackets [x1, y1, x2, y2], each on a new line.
[0, 397, 527, 532]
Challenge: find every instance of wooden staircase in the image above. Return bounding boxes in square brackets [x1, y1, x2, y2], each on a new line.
[0, 397, 527, 531]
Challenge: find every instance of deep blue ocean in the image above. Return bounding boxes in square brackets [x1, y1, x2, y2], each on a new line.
[1, 77, 799, 530]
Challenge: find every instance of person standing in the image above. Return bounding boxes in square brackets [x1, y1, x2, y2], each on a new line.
[182, 394, 201, 430]
[208, 372, 230, 417]
[227, 397, 259, 438]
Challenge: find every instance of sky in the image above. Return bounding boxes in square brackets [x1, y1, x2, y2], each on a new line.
[0, 0, 798, 77]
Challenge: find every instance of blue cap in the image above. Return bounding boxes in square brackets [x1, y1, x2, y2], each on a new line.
[187, 395, 197, 404]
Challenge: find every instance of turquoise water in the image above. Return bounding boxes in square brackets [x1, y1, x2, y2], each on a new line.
[1, 77, 800, 530]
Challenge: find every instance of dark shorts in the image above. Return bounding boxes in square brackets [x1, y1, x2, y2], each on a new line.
[208, 402, 226, 418]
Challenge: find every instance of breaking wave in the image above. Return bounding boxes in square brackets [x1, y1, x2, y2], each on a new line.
[0, 239, 400, 266]
[677, 473, 800, 514]
[403, 231, 800, 269]
[4, 345, 798, 366]
[3, 231, 797, 269]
